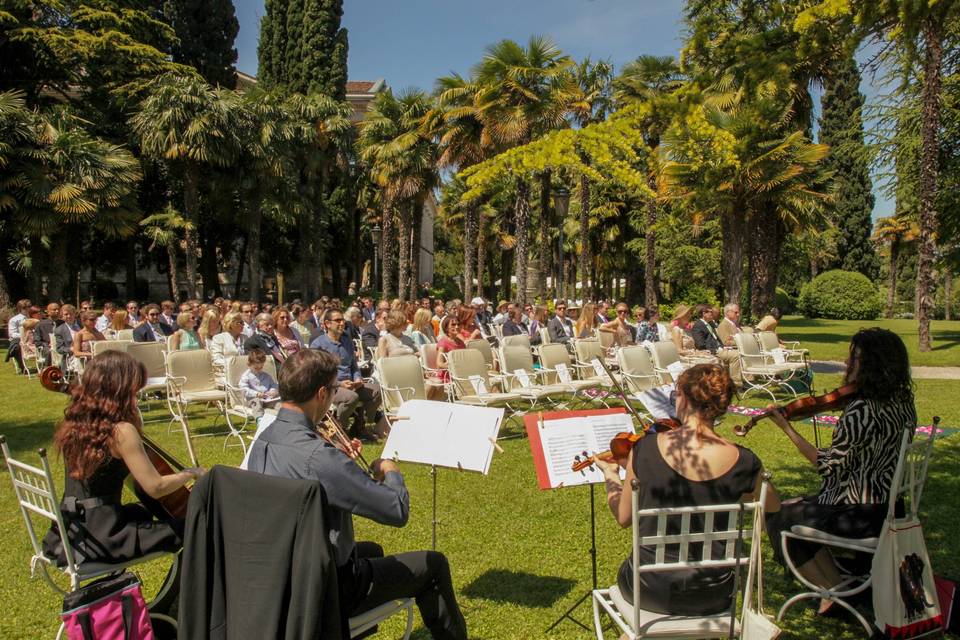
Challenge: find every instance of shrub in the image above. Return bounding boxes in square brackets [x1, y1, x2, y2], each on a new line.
[774, 287, 795, 314]
[798, 270, 882, 320]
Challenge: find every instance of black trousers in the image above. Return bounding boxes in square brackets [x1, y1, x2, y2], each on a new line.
[341, 542, 467, 640]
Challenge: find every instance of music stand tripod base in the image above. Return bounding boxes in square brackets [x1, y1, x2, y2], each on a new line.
[546, 482, 599, 633]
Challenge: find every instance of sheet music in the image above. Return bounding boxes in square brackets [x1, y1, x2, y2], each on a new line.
[637, 384, 677, 420]
[537, 413, 633, 488]
[589, 412, 635, 449]
[514, 369, 532, 388]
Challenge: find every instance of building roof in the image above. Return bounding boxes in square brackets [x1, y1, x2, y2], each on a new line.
[345, 79, 386, 97]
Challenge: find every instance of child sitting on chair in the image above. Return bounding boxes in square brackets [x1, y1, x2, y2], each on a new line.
[238, 348, 280, 413]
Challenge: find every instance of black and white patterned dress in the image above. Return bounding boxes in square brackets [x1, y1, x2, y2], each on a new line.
[766, 395, 916, 566]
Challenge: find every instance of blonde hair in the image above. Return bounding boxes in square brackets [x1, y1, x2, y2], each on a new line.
[576, 302, 596, 336]
[111, 310, 128, 331]
[176, 312, 193, 330]
[412, 308, 432, 334]
[198, 308, 220, 340]
[222, 311, 241, 331]
[385, 309, 408, 332]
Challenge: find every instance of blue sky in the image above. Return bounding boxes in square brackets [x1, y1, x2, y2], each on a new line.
[232, 0, 893, 218]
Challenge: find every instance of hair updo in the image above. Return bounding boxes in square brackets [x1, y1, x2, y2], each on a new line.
[675, 364, 736, 421]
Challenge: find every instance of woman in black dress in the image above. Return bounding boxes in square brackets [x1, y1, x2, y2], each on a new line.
[43, 350, 204, 566]
[765, 328, 916, 611]
[595, 364, 776, 615]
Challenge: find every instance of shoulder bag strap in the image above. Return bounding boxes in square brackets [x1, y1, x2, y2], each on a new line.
[77, 610, 95, 640]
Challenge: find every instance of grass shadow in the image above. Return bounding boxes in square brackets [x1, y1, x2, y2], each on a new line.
[462, 569, 575, 607]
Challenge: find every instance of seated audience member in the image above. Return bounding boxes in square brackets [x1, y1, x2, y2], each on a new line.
[239, 302, 256, 337]
[436, 315, 466, 382]
[361, 309, 387, 361]
[197, 308, 221, 345]
[594, 364, 775, 616]
[6, 298, 32, 371]
[492, 300, 510, 325]
[238, 348, 280, 410]
[547, 302, 575, 345]
[431, 301, 446, 337]
[272, 308, 303, 358]
[596, 301, 611, 326]
[636, 307, 662, 343]
[19, 318, 40, 362]
[377, 310, 416, 360]
[169, 312, 203, 351]
[79, 300, 94, 314]
[691, 305, 742, 384]
[755, 307, 782, 333]
[575, 302, 598, 340]
[289, 304, 313, 344]
[601, 303, 637, 346]
[716, 303, 741, 347]
[244, 312, 286, 364]
[765, 328, 915, 614]
[361, 297, 377, 323]
[125, 301, 141, 327]
[410, 308, 437, 348]
[343, 306, 364, 344]
[245, 350, 467, 639]
[104, 310, 128, 339]
[670, 305, 695, 353]
[208, 312, 245, 379]
[311, 309, 388, 438]
[35, 301, 62, 364]
[55, 305, 80, 367]
[527, 306, 546, 346]
[159, 300, 177, 333]
[133, 304, 173, 342]
[457, 307, 484, 342]
[71, 310, 106, 364]
[95, 302, 115, 333]
[471, 296, 491, 328]
[501, 304, 526, 338]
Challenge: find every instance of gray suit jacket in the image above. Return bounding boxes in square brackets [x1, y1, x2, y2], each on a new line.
[547, 316, 574, 344]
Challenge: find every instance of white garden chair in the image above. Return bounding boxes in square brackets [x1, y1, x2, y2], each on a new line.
[538, 344, 603, 397]
[777, 428, 937, 635]
[165, 349, 226, 465]
[445, 348, 522, 411]
[616, 346, 659, 397]
[498, 345, 569, 408]
[592, 479, 770, 639]
[378, 355, 432, 421]
[221, 355, 278, 454]
[466, 338, 496, 371]
[0, 437, 178, 640]
[91, 339, 131, 357]
[734, 333, 801, 402]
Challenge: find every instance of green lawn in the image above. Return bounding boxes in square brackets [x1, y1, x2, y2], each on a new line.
[1, 325, 958, 639]
[778, 315, 960, 367]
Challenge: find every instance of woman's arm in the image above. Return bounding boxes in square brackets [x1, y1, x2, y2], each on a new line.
[169, 330, 181, 351]
[376, 336, 388, 360]
[197, 332, 205, 349]
[595, 451, 635, 528]
[766, 408, 818, 465]
[113, 422, 203, 499]
[71, 331, 83, 358]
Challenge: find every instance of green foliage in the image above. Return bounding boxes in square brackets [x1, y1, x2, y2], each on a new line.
[164, 0, 239, 87]
[798, 269, 882, 320]
[818, 53, 879, 279]
[775, 287, 795, 314]
[300, 0, 348, 100]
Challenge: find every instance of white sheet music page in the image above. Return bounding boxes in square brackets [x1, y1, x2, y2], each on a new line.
[383, 400, 504, 474]
[637, 384, 676, 420]
[540, 413, 633, 488]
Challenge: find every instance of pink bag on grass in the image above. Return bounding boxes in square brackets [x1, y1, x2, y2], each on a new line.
[61, 573, 154, 640]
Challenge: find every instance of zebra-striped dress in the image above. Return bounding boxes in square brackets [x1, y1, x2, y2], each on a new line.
[816, 397, 917, 505]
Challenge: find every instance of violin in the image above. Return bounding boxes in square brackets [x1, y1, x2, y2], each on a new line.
[571, 418, 680, 472]
[733, 384, 858, 437]
[39, 365, 193, 520]
[317, 411, 374, 477]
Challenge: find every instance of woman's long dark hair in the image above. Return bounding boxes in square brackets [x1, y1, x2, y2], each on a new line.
[54, 351, 146, 480]
[845, 328, 913, 403]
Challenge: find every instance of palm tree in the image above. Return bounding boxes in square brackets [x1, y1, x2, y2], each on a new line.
[874, 214, 920, 318]
[472, 36, 572, 305]
[614, 55, 684, 307]
[141, 205, 192, 298]
[131, 73, 241, 299]
[358, 89, 439, 300]
[566, 58, 614, 300]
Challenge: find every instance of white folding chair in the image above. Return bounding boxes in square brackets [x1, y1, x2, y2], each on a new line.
[573, 339, 617, 388]
[538, 344, 602, 397]
[349, 599, 414, 639]
[501, 334, 532, 349]
[0, 437, 178, 639]
[498, 345, 569, 408]
[539, 327, 552, 346]
[616, 346, 659, 396]
[734, 333, 800, 402]
[379, 355, 432, 419]
[116, 329, 134, 341]
[221, 355, 278, 454]
[466, 338, 496, 371]
[777, 429, 937, 635]
[593, 479, 770, 639]
[445, 349, 522, 410]
[91, 339, 132, 357]
[165, 349, 226, 465]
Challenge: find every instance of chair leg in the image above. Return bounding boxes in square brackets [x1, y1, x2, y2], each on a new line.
[402, 602, 414, 640]
[592, 591, 606, 640]
[177, 416, 198, 466]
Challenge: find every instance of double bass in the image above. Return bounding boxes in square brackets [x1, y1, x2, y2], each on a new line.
[40, 366, 191, 520]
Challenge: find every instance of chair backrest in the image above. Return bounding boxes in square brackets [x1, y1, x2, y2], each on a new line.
[888, 429, 937, 521]
[539, 327, 552, 346]
[167, 349, 217, 393]
[419, 343, 440, 371]
[650, 341, 679, 369]
[598, 329, 615, 349]
[499, 346, 537, 391]
[91, 340, 130, 356]
[629, 478, 768, 631]
[378, 355, 428, 412]
[501, 334, 531, 349]
[756, 331, 780, 353]
[0, 437, 79, 577]
[116, 329, 134, 341]
[538, 344, 572, 385]
[574, 339, 604, 368]
[224, 354, 277, 388]
[465, 339, 494, 368]
[617, 346, 657, 395]
[126, 341, 166, 380]
[733, 333, 766, 369]
[446, 348, 488, 397]
[353, 339, 365, 362]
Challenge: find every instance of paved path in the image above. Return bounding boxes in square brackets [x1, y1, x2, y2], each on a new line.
[813, 360, 960, 380]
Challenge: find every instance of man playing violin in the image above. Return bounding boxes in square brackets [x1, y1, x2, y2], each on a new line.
[245, 349, 467, 640]
[764, 328, 916, 615]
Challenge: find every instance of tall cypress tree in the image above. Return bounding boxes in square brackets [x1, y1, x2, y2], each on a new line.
[257, 0, 288, 89]
[299, 0, 348, 100]
[819, 54, 880, 279]
[165, 0, 239, 87]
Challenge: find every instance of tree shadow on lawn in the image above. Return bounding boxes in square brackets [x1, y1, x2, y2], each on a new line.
[462, 569, 575, 607]
[0, 417, 57, 462]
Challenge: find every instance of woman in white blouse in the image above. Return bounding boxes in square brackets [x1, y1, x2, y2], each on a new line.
[208, 312, 246, 380]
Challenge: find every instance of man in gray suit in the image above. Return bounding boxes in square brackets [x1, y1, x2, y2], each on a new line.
[53, 304, 80, 367]
[547, 302, 575, 345]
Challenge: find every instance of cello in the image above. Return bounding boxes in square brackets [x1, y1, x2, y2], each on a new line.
[39, 365, 192, 520]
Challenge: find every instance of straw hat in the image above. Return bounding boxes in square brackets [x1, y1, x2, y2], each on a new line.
[672, 304, 691, 321]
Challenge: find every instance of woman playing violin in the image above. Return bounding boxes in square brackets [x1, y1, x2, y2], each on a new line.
[765, 328, 915, 614]
[44, 351, 204, 567]
[594, 364, 778, 615]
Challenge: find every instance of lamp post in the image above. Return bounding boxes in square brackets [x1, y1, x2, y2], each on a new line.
[371, 223, 382, 293]
[553, 187, 571, 302]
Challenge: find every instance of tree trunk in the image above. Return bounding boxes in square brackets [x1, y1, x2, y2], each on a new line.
[166, 240, 180, 301]
[381, 209, 396, 300]
[720, 207, 746, 305]
[182, 163, 202, 299]
[45, 234, 69, 301]
[234, 232, 248, 300]
[476, 215, 485, 301]
[917, 18, 943, 352]
[886, 242, 899, 318]
[410, 199, 422, 300]
[539, 170, 552, 300]
[200, 226, 220, 298]
[247, 208, 262, 302]
[397, 202, 412, 301]
[513, 178, 531, 306]
[579, 174, 591, 300]
[644, 174, 659, 308]
[749, 207, 780, 319]
[945, 268, 952, 321]
[463, 203, 478, 301]
[352, 205, 362, 292]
